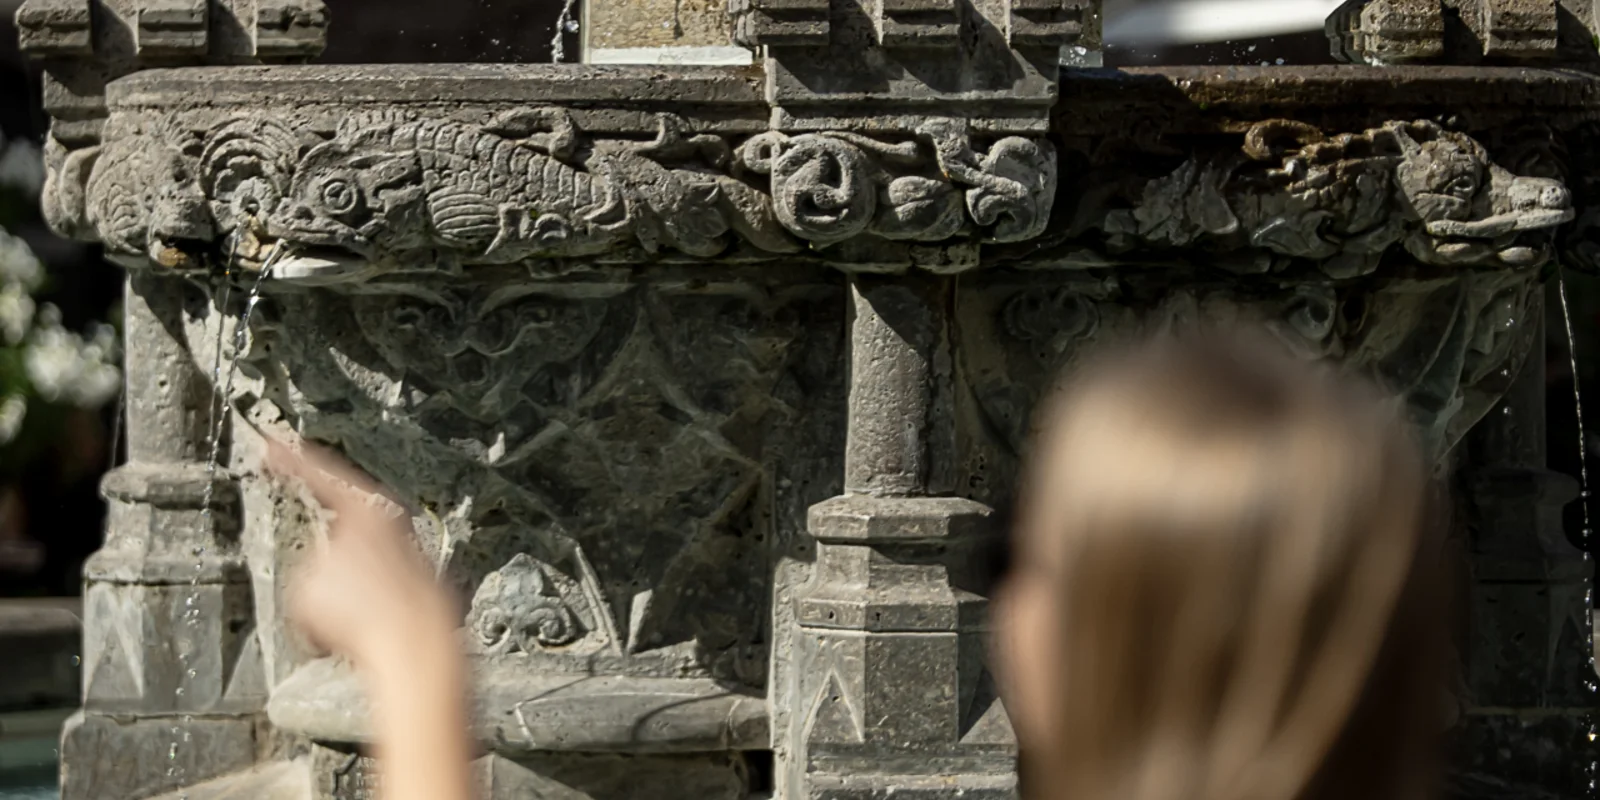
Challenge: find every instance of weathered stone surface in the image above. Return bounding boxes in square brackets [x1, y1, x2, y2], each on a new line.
[1095, 118, 1571, 274]
[475, 751, 751, 800]
[1329, 0, 1593, 67]
[306, 745, 752, 800]
[954, 270, 1541, 477]
[227, 276, 845, 688]
[15, 4, 1600, 797]
[587, 0, 738, 52]
[59, 710, 259, 800]
[0, 599, 81, 711]
[59, 95, 1055, 276]
[148, 760, 313, 800]
[1455, 712, 1595, 792]
[269, 658, 769, 753]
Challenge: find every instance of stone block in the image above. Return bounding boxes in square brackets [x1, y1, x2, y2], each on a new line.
[59, 710, 258, 800]
[731, 0, 831, 46]
[310, 744, 751, 800]
[1474, 0, 1559, 59]
[269, 658, 770, 754]
[1464, 579, 1591, 709]
[14, 0, 93, 57]
[0, 599, 82, 711]
[136, 0, 210, 57]
[808, 496, 993, 544]
[876, 0, 961, 48]
[1327, 0, 1445, 64]
[805, 772, 1016, 799]
[252, 0, 330, 59]
[1455, 712, 1594, 796]
[80, 579, 260, 714]
[1007, 0, 1093, 48]
[147, 760, 313, 800]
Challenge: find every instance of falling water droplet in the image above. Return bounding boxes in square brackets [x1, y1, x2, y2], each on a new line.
[1556, 269, 1597, 800]
[70, 655, 80, 666]
[549, 0, 580, 63]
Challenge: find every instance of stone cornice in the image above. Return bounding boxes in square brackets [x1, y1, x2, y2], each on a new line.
[52, 68, 1578, 281]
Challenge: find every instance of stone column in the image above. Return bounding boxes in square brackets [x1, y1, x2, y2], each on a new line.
[1458, 299, 1594, 791]
[62, 271, 261, 800]
[782, 276, 1013, 799]
[13, 5, 326, 792]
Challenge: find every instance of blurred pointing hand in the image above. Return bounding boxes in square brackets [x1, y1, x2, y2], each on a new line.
[265, 436, 457, 667]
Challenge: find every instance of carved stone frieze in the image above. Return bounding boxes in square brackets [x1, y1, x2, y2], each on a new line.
[1328, 0, 1599, 68]
[67, 107, 1057, 275]
[1071, 119, 1573, 277]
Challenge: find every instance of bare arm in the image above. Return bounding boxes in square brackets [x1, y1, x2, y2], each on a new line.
[266, 438, 476, 800]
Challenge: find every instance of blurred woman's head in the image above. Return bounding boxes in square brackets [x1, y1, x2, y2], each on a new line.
[993, 326, 1447, 800]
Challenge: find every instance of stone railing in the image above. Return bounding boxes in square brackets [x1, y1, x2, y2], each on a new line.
[15, 0, 1599, 798]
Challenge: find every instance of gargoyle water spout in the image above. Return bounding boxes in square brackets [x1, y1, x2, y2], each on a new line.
[1102, 119, 1573, 276]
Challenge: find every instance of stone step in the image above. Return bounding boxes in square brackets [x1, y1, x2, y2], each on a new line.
[0, 599, 81, 713]
[147, 760, 311, 800]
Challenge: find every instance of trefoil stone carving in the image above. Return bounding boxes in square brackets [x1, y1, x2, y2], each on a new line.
[466, 554, 583, 654]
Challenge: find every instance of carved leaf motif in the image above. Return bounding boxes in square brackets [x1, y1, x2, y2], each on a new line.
[467, 553, 582, 653]
[965, 137, 1058, 242]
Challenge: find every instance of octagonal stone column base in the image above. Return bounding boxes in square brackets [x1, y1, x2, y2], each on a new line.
[308, 743, 752, 800]
[59, 711, 262, 800]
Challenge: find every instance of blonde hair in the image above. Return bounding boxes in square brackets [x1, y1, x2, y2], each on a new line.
[1016, 327, 1447, 800]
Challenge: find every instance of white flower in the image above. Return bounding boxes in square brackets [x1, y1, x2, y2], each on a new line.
[0, 229, 42, 290]
[0, 283, 34, 345]
[0, 140, 45, 196]
[23, 306, 122, 409]
[0, 395, 24, 446]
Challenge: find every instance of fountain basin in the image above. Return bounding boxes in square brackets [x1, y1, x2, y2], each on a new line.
[19, 0, 1600, 792]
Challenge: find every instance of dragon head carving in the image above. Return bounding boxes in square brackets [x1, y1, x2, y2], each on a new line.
[1386, 121, 1573, 267]
[269, 138, 428, 257]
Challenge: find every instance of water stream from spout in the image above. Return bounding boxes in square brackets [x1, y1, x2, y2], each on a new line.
[1555, 268, 1597, 795]
[166, 235, 282, 798]
[551, 0, 579, 62]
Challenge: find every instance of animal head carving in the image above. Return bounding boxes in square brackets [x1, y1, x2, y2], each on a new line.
[270, 140, 427, 256]
[85, 135, 214, 267]
[1387, 121, 1573, 266]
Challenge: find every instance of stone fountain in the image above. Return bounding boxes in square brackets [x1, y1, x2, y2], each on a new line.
[13, 0, 1599, 797]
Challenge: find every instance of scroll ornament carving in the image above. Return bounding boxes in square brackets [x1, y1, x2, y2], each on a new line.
[466, 554, 582, 653]
[1097, 119, 1574, 277]
[63, 108, 1058, 272]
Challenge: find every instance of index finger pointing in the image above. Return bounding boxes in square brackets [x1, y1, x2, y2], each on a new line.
[264, 435, 385, 514]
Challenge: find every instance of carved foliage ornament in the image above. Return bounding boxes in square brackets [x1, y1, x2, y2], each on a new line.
[66, 108, 1057, 271]
[466, 554, 583, 654]
[1097, 119, 1574, 276]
